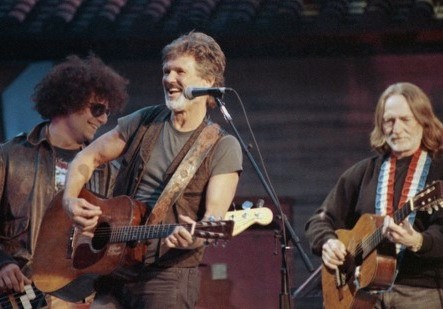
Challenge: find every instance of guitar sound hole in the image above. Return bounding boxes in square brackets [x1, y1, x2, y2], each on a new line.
[340, 254, 357, 283]
[92, 222, 111, 250]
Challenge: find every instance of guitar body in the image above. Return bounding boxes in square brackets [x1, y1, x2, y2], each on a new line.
[33, 189, 145, 302]
[322, 214, 397, 309]
[32, 188, 270, 302]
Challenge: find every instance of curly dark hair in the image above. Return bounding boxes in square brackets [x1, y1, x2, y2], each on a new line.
[161, 31, 226, 109]
[33, 55, 129, 120]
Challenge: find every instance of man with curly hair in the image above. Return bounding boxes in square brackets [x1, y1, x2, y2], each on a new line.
[63, 32, 242, 308]
[0, 55, 129, 308]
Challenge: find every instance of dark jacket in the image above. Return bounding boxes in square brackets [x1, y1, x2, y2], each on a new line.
[305, 154, 443, 289]
[0, 121, 116, 274]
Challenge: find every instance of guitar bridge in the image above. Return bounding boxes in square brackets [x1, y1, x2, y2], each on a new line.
[335, 268, 347, 287]
[335, 253, 360, 288]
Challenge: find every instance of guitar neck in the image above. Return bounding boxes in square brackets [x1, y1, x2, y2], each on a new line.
[98, 220, 233, 244]
[392, 200, 415, 225]
[362, 200, 414, 260]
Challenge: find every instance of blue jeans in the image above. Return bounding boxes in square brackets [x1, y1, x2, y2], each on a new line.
[374, 284, 443, 309]
[91, 267, 201, 309]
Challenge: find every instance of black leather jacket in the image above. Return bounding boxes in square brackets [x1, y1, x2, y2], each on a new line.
[0, 122, 116, 274]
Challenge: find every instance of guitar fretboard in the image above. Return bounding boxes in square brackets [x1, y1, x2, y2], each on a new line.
[90, 221, 233, 244]
[108, 224, 185, 243]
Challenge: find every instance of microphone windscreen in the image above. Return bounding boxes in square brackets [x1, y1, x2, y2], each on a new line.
[183, 87, 194, 100]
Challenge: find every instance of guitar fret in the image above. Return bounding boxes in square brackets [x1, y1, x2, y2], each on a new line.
[136, 225, 142, 241]
[128, 226, 135, 241]
[151, 225, 160, 238]
[360, 225, 385, 260]
[123, 226, 129, 241]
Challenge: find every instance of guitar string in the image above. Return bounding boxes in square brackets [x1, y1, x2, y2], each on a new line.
[351, 199, 413, 258]
[361, 190, 440, 257]
[350, 183, 443, 260]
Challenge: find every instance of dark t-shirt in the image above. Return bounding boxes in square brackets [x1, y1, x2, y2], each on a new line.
[53, 146, 80, 191]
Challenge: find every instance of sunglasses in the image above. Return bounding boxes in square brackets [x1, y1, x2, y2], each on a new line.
[89, 103, 111, 117]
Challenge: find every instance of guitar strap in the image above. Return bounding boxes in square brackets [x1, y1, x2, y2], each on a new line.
[145, 122, 222, 225]
[109, 121, 222, 280]
[376, 149, 431, 218]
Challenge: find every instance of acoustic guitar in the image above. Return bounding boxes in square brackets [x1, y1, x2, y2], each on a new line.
[321, 180, 443, 309]
[32, 188, 273, 302]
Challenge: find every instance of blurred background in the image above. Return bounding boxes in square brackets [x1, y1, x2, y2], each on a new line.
[1, 1, 443, 308]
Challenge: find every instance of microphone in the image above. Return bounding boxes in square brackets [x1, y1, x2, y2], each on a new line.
[184, 87, 227, 100]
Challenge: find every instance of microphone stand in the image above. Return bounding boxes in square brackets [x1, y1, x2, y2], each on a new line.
[215, 97, 314, 309]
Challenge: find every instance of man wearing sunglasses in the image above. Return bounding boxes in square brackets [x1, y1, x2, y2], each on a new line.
[0, 55, 128, 307]
[63, 32, 243, 308]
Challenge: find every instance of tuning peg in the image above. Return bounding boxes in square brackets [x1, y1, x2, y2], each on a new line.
[256, 199, 264, 208]
[231, 202, 237, 211]
[242, 200, 253, 210]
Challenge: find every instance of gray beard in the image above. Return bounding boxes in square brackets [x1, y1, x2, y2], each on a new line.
[165, 94, 190, 112]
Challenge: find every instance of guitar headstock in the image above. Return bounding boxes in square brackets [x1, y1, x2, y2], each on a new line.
[225, 207, 274, 236]
[193, 220, 234, 240]
[413, 180, 443, 214]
